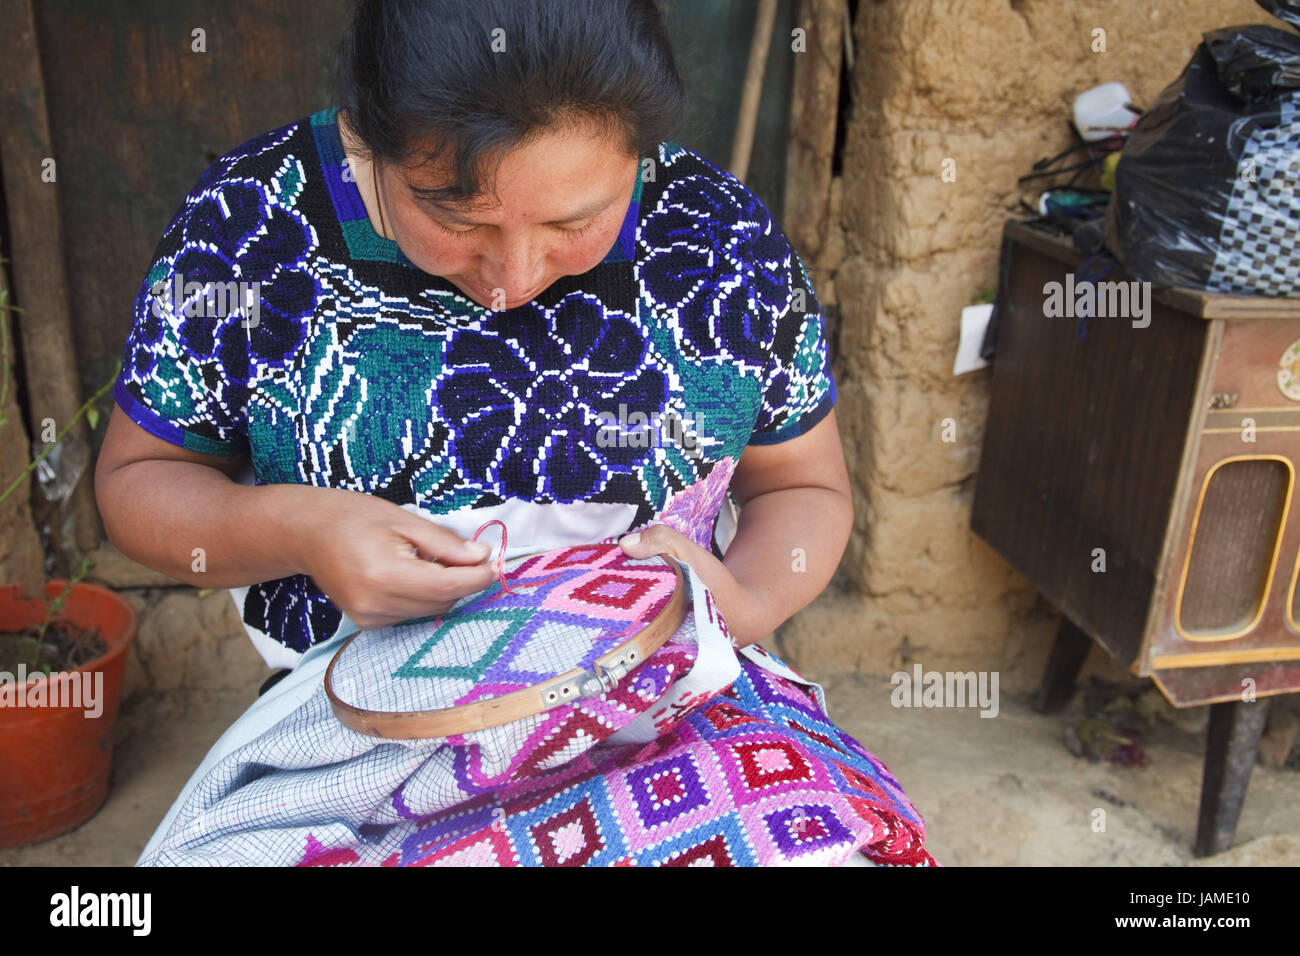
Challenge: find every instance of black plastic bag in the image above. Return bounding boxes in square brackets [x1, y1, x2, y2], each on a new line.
[1105, 0, 1300, 297]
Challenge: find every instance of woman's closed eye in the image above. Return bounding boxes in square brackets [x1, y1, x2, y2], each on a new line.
[432, 219, 482, 238]
[557, 220, 595, 238]
[431, 218, 596, 239]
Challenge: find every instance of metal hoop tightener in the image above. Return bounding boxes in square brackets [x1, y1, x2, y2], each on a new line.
[538, 649, 641, 710]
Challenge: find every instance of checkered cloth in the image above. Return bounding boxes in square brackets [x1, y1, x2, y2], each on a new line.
[1209, 93, 1300, 296]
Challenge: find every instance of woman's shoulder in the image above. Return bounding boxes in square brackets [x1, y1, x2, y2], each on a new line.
[628, 138, 827, 428]
[193, 113, 318, 188]
[637, 140, 780, 232]
[634, 141, 808, 373]
[635, 140, 795, 280]
[150, 111, 338, 260]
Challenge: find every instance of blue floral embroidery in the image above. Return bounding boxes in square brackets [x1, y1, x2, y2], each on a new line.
[125, 264, 172, 383]
[433, 292, 669, 501]
[638, 174, 791, 373]
[243, 574, 342, 654]
[170, 179, 319, 380]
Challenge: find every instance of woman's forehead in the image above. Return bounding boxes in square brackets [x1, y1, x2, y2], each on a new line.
[399, 123, 637, 220]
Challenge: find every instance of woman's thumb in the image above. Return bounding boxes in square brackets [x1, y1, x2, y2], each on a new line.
[401, 513, 491, 565]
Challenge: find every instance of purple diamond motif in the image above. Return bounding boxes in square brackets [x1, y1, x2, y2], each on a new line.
[764, 804, 854, 857]
[626, 754, 709, 827]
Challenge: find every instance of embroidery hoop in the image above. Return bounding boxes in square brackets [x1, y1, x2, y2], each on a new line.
[325, 521, 688, 739]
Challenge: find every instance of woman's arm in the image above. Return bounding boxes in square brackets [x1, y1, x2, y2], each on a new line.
[94, 403, 498, 629]
[619, 410, 852, 647]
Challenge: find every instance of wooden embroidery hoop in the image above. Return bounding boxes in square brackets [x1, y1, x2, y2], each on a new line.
[325, 527, 688, 740]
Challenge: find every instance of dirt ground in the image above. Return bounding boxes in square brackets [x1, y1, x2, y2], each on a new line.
[1, 670, 1297, 867]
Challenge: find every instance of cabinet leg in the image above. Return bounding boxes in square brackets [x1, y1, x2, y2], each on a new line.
[1193, 698, 1271, 858]
[1032, 616, 1093, 714]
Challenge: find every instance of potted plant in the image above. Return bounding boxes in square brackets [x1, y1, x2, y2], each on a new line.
[0, 258, 136, 848]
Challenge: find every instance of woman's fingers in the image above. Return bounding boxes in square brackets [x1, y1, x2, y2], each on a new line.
[389, 554, 499, 603]
[399, 511, 493, 566]
[296, 490, 513, 627]
[619, 522, 713, 568]
[353, 559, 501, 628]
[344, 556, 487, 626]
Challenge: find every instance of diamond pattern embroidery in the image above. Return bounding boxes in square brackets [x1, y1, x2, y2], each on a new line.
[787, 718, 847, 755]
[334, 545, 681, 714]
[732, 739, 814, 791]
[704, 701, 757, 731]
[569, 572, 655, 610]
[764, 804, 854, 858]
[661, 833, 736, 867]
[530, 798, 606, 866]
[421, 827, 516, 867]
[836, 762, 893, 804]
[627, 754, 710, 827]
[395, 608, 533, 681]
[516, 710, 614, 777]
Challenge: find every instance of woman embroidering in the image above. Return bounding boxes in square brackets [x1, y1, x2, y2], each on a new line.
[95, 0, 935, 867]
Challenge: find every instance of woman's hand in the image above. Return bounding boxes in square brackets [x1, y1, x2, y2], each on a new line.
[619, 414, 854, 649]
[618, 523, 768, 646]
[290, 487, 499, 630]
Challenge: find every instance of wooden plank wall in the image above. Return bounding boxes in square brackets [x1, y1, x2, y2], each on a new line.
[32, 0, 350, 428]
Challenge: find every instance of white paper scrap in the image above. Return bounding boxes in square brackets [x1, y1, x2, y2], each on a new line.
[953, 303, 993, 375]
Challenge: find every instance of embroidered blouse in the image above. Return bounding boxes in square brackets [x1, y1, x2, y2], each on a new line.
[113, 108, 836, 667]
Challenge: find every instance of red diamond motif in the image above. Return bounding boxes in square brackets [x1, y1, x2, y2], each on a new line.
[650, 771, 687, 806]
[568, 572, 654, 610]
[516, 709, 613, 778]
[705, 701, 757, 731]
[733, 740, 813, 790]
[662, 833, 735, 866]
[789, 719, 845, 754]
[845, 796, 886, 831]
[837, 762, 891, 802]
[531, 798, 604, 867]
[786, 812, 829, 843]
[551, 545, 615, 568]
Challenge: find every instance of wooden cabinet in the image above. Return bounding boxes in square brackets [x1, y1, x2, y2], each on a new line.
[971, 221, 1300, 854]
[973, 221, 1300, 708]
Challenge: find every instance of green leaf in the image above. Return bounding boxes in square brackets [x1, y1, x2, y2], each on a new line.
[1136, 688, 1177, 725]
[86, 405, 99, 430]
[1078, 717, 1124, 757]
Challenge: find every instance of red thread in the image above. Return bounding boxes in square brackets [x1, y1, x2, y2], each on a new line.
[472, 519, 521, 596]
[468, 520, 573, 604]
[428, 518, 519, 630]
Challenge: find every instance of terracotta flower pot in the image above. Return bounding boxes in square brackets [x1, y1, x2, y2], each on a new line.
[0, 580, 136, 848]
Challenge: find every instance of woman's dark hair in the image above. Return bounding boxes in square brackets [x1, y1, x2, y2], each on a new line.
[338, 0, 685, 203]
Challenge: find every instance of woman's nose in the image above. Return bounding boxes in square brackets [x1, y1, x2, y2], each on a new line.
[481, 238, 547, 301]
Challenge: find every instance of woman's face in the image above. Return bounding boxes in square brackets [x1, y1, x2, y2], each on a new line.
[375, 119, 640, 310]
